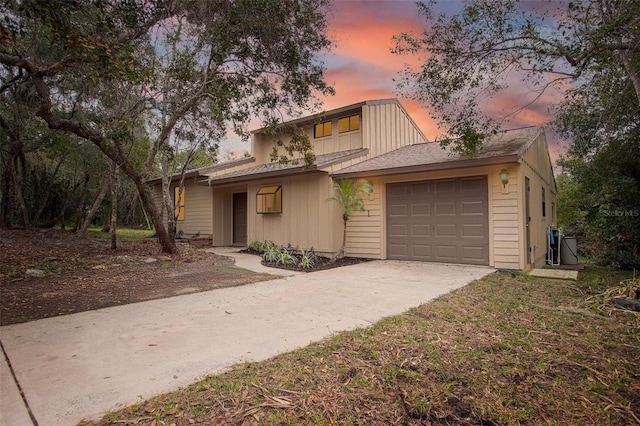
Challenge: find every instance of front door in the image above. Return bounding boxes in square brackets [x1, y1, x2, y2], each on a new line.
[233, 192, 247, 246]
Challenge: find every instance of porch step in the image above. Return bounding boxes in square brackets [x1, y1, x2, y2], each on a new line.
[528, 268, 579, 281]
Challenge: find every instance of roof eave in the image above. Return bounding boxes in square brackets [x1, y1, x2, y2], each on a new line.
[515, 127, 544, 159]
[146, 157, 256, 185]
[146, 169, 201, 185]
[317, 148, 369, 170]
[209, 166, 323, 186]
[331, 155, 519, 179]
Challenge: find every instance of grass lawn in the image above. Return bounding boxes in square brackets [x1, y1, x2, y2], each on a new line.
[86, 227, 155, 241]
[95, 267, 639, 425]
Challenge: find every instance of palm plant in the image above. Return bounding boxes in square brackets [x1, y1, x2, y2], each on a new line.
[326, 179, 372, 261]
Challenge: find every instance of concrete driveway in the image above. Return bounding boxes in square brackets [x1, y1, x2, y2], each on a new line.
[1, 250, 494, 425]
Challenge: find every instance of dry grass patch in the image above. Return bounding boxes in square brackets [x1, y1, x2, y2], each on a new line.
[93, 267, 640, 426]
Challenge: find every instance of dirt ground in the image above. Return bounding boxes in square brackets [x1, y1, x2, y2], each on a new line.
[0, 229, 277, 326]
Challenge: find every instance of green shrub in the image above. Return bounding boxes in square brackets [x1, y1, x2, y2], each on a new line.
[299, 249, 317, 269]
[278, 249, 298, 266]
[248, 240, 263, 252]
[598, 250, 640, 270]
[249, 240, 274, 254]
[263, 243, 282, 263]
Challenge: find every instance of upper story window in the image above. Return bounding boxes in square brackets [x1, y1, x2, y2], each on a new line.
[314, 121, 332, 138]
[256, 185, 282, 214]
[174, 186, 185, 221]
[339, 114, 360, 133]
[542, 187, 546, 217]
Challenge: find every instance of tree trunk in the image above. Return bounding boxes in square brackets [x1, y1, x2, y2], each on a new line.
[12, 155, 30, 229]
[57, 178, 81, 230]
[109, 161, 118, 250]
[72, 172, 91, 232]
[122, 186, 144, 226]
[138, 193, 152, 230]
[1, 156, 15, 228]
[32, 158, 64, 226]
[32, 78, 175, 253]
[143, 182, 175, 253]
[331, 216, 348, 262]
[77, 172, 111, 238]
[161, 156, 177, 242]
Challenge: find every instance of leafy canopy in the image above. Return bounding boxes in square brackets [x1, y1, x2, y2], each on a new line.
[327, 179, 373, 221]
[1, 0, 335, 252]
[394, 0, 640, 155]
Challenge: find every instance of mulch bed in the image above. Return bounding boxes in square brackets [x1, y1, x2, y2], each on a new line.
[240, 248, 371, 272]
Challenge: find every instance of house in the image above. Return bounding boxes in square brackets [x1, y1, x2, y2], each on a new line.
[149, 157, 254, 239]
[153, 99, 557, 270]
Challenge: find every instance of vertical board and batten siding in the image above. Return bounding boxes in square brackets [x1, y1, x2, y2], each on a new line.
[212, 184, 247, 246]
[311, 125, 362, 156]
[208, 100, 430, 254]
[205, 181, 255, 247]
[319, 101, 428, 258]
[250, 100, 426, 167]
[246, 173, 342, 255]
[212, 188, 227, 246]
[250, 133, 273, 165]
[250, 122, 363, 164]
[360, 102, 425, 158]
[518, 131, 557, 268]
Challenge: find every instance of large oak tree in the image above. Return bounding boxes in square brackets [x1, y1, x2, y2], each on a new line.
[1, 0, 333, 253]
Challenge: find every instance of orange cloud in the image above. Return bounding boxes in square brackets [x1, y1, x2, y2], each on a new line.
[328, 19, 424, 74]
[317, 1, 568, 160]
[316, 1, 436, 137]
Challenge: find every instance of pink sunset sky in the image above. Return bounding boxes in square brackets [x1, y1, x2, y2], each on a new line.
[229, 0, 567, 164]
[321, 0, 566, 162]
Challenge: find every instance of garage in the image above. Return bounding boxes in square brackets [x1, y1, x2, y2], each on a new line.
[386, 176, 489, 265]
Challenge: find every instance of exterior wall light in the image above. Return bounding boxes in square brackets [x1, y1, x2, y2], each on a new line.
[499, 169, 510, 188]
[362, 180, 374, 194]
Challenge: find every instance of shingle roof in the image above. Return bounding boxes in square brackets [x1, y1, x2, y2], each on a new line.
[332, 126, 542, 178]
[208, 148, 368, 185]
[146, 156, 255, 185]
